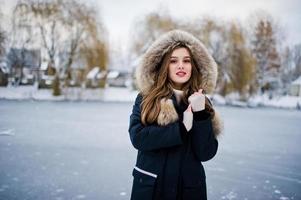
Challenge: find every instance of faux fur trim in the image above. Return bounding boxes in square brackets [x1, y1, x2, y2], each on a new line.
[157, 99, 178, 126]
[157, 98, 223, 137]
[212, 110, 223, 137]
[135, 29, 218, 95]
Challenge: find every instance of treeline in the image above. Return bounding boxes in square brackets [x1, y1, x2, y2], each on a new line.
[130, 10, 301, 100]
[0, 0, 108, 94]
[1, 4, 301, 99]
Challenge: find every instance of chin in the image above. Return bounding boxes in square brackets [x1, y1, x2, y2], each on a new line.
[177, 79, 189, 84]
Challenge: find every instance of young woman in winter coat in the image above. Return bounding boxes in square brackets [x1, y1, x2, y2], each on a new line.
[128, 30, 222, 200]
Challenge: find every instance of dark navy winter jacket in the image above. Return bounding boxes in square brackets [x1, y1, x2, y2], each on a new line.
[129, 94, 218, 200]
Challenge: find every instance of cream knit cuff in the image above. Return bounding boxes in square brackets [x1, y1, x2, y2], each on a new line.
[183, 109, 193, 132]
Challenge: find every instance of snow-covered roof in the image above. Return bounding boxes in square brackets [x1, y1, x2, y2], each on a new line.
[87, 67, 100, 79]
[0, 64, 9, 74]
[292, 76, 301, 85]
[40, 62, 48, 70]
[96, 71, 106, 79]
[0, 62, 9, 74]
[107, 71, 119, 79]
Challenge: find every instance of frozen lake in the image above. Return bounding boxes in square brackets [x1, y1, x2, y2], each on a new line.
[0, 100, 300, 200]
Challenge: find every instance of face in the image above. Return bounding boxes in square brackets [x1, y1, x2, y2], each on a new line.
[168, 47, 192, 90]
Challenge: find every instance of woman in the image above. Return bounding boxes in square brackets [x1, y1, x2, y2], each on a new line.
[128, 30, 222, 200]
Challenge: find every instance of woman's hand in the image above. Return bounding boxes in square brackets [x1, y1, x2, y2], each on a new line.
[188, 89, 205, 112]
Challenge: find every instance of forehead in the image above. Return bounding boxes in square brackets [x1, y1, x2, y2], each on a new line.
[171, 47, 190, 57]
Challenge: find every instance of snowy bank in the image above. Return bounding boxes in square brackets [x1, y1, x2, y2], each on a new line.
[211, 93, 301, 110]
[0, 86, 138, 102]
[0, 86, 300, 110]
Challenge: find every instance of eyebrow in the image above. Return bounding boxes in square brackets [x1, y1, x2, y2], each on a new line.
[170, 56, 191, 58]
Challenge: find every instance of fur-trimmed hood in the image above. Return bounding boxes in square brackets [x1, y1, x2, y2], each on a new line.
[135, 29, 218, 95]
[135, 30, 222, 136]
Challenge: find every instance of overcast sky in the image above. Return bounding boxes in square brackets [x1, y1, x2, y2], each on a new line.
[1, 0, 301, 56]
[94, 0, 301, 48]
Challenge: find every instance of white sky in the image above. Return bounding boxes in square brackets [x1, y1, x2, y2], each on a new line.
[1, 0, 301, 69]
[96, 0, 301, 48]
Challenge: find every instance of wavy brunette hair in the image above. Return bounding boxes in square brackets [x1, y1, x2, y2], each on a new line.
[141, 44, 213, 125]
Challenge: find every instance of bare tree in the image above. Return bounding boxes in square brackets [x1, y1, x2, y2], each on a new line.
[292, 44, 301, 79]
[0, 8, 5, 57]
[0, 8, 4, 54]
[60, 0, 108, 87]
[130, 9, 177, 58]
[226, 22, 256, 99]
[8, 2, 37, 85]
[12, 0, 64, 81]
[279, 46, 295, 93]
[249, 11, 281, 95]
[12, 0, 108, 93]
[0, 30, 5, 58]
[189, 17, 230, 96]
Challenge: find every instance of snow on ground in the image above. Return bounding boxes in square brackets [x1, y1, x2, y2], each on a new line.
[0, 86, 138, 102]
[261, 95, 301, 109]
[212, 93, 301, 109]
[0, 86, 301, 109]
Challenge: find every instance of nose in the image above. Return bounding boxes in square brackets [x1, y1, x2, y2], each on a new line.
[177, 61, 184, 69]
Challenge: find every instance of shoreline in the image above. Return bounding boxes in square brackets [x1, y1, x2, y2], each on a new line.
[0, 86, 300, 110]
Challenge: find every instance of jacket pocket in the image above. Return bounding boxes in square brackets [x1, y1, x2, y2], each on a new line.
[130, 166, 157, 200]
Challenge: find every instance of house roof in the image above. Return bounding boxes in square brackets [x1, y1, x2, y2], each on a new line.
[292, 76, 301, 85]
[40, 61, 48, 70]
[87, 67, 100, 79]
[0, 63, 9, 74]
[107, 71, 119, 79]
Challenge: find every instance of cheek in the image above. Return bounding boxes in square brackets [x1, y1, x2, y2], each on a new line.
[187, 65, 192, 78]
[168, 65, 172, 78]
[168, 65, 176, 76]
[187, 72, 192, 80]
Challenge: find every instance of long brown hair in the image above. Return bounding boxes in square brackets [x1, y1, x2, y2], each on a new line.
[141, 44, 207, 125]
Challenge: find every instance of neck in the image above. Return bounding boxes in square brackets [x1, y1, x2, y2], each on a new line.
[172, 88, 184, 104]
[170, 82, 184, 90]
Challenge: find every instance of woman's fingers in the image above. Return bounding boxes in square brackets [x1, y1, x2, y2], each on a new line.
[186, 104, 192, 112]
[192, 89, 203, 96]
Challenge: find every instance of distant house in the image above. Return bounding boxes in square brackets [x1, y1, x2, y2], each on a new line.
[107, 70, 131, 87]
[38, 61, 55, 89]
[7, 48, 41, 85]
[290, 76, 301, 96]
[86, 67, 107, 88]
[67, 57, 87, 87]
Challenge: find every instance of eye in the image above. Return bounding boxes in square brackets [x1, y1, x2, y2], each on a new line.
[170, 59, 177, 64]
[184, 59, 191, 63]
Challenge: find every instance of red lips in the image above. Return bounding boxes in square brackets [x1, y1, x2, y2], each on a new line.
[176, 71, 187, 77]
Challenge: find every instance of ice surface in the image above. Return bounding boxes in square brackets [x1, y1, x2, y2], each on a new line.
[0, 100, 300, 199]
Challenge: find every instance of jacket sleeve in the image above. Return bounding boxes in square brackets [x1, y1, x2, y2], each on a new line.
[190, 110, 218, 162]
[128, 94, 183, 151]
